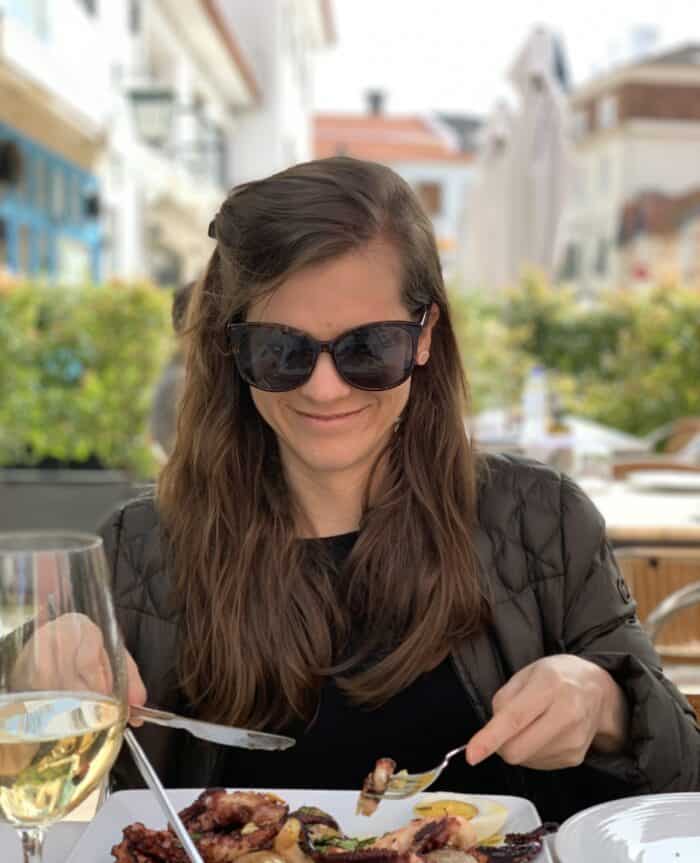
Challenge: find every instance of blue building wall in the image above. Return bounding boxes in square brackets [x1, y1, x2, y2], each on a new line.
[0, 122, 101, 281]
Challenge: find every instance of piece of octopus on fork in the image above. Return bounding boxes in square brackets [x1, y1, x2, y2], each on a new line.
[356, 758, 397, 817]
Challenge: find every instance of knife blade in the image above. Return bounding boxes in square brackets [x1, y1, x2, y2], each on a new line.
[130, 705, 296, 751]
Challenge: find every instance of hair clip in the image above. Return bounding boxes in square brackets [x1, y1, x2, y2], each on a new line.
[208, 219, 216, 239]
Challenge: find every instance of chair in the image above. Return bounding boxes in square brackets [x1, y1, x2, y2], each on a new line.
[639, 574, 700, 721]
[612, 460, 700, 480]
[614, 546, 700, 663]
[686, 691, 700, 719]
[612, 419, 700, 479]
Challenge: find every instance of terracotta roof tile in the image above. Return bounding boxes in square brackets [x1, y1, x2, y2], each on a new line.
[314, 114, 475, 163]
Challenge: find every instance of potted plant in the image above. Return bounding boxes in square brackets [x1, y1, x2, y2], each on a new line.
[0, 277, 172, 532]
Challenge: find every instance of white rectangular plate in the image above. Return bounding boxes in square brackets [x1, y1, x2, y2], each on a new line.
[65, 788, 552, 862]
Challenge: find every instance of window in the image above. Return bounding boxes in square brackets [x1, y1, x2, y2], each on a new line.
[18, 225, 31, 273]
[70, 175, 83, 223]
[77, 0, 97, 15]
[34, 156, 48, 211]
[50, 166, 67, 220]
[594, 238, 609, 275]
[128, 0, 141, 34]
[559, 243, 581, 280]
[597, 95, 617, 131]
[416, 182, 443, 216]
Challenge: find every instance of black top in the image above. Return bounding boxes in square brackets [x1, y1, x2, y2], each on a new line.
[214, 532, 506, 796]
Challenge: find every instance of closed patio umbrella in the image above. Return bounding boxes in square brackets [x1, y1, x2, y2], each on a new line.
[506, 26, 575, 280]
[460, 100, 515, 292]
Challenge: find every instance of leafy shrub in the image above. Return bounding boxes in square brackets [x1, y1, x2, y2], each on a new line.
[451, 274, 700, 436]
[0, 279, 172, 477]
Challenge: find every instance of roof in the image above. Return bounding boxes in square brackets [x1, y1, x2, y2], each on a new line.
[644, 42, 700, 67]
[573, 41, 700, 104]
[314, 113, 477, 163]
[200, 0, 261, 103]
[617, 187, 700, 244]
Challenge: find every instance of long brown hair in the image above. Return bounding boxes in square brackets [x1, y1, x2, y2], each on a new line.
[158, 157, 486, 729]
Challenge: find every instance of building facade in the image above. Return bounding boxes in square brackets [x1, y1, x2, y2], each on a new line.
[314, 99, 479, 281]
[218, 0, 335, 183]
[1, 0, 334, 284]
[564, 43, 700, 294]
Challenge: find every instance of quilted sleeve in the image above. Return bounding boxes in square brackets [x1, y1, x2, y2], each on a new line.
[98, 499, 182, 790]
[559, 474, 700, 792]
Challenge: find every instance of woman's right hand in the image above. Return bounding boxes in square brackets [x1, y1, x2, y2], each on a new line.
[10, 612, 147, 720]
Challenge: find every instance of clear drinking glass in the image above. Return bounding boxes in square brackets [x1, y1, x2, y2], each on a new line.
[0, 532, 127, 862]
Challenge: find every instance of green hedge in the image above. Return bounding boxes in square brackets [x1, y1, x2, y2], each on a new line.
[451, 275, 700, 436]
[0, 279, 172, 477]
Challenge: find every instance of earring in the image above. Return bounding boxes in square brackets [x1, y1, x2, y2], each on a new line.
[418, 350, 430, 364]
[393, 416, 402, 433]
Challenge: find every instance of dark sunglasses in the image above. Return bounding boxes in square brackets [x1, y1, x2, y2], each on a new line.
[227, 308, 429, 392]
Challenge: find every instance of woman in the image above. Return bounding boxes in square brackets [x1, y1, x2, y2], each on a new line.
[99, 157, 698, 821]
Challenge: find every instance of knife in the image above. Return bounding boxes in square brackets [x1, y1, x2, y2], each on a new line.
[130, 705, 296, 751]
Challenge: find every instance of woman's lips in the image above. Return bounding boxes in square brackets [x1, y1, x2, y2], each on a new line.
[293, 406, 368, 427]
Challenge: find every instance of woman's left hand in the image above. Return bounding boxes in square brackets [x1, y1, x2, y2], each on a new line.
[466, 654, 629, 771]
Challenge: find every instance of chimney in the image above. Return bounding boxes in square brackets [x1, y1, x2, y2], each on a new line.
[366, 89, 386, 116]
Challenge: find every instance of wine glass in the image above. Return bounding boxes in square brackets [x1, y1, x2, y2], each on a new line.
[0, 532, 127, 863]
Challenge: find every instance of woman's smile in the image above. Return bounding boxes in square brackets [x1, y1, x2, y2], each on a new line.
[292, 404, 370, 429]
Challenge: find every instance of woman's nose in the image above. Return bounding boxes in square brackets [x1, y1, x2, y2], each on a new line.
[299, 351, 353, 401]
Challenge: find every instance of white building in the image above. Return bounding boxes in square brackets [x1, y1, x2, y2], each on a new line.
[217, 0, 335, 182]
[564, 43, 700, 294]
[314, 97, 480, 281]
[1, 0, 334, 285]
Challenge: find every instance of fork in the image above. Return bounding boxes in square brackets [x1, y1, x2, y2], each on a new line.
[364, 745, 469, 801]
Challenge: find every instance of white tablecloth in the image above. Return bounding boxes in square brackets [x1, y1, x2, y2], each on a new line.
[587, 480, 700, 541]
[0, 821, 84, 862]
[588, 481, 700, 528]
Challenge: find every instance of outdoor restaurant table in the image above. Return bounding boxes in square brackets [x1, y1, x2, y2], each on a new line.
[586, 479, 700, 546]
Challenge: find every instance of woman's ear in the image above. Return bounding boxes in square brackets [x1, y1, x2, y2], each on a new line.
[416, 303, 440, 366]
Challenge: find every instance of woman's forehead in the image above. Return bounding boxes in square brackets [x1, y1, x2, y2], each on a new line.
[246, 242, 408, 335]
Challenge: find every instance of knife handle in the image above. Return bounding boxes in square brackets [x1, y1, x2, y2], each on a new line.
[130, 705, 176, 725]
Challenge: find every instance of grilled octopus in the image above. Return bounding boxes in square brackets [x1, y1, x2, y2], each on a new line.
[110, 789, 554, 863]
[110, 790, 288, 863]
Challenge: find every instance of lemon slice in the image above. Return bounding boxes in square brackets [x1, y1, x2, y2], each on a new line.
[413, 793, 509, 844]
[414, 800, 479, 819]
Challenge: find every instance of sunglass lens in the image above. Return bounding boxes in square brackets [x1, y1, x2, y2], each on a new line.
[235, 326, 315, 391]
[335, 324, 415, 390]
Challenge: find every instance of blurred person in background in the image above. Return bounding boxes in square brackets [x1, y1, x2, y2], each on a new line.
[26, 157, 698, 821]
[149, 281, 194, 460]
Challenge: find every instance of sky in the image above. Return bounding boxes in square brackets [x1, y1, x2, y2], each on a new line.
[313, 0, 699, 117]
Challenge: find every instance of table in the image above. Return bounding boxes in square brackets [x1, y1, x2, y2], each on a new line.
[586, 480, 700, 546]
[472, 411, 650, 457]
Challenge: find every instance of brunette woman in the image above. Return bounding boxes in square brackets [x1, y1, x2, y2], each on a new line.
[84, 158, 698, 819]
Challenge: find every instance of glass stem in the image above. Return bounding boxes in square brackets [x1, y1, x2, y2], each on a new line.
[19, 827, 45, 863]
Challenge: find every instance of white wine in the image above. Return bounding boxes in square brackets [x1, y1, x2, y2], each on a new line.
[0, 691, 126, 826]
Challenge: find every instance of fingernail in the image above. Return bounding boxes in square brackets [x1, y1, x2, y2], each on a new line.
[467, 745, 486, 765]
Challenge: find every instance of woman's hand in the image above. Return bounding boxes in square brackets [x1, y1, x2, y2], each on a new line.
[466, 655, 629, 770]
[11, 613, 147, 718]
